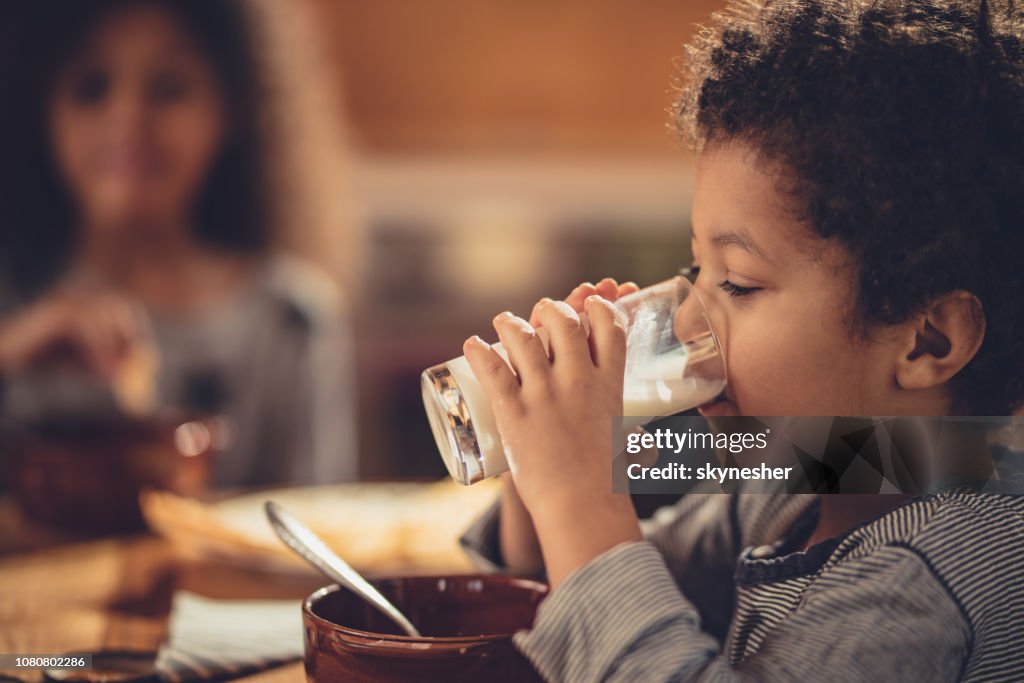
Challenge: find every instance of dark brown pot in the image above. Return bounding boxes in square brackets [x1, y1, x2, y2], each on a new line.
[303, 575, 548, 682]
[2, 414, 218, 535]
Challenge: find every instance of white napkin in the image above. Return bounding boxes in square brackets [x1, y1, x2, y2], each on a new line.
[156, 591, 304, 682]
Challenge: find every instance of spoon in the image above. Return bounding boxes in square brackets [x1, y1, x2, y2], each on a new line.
[264, 500, 422, 638]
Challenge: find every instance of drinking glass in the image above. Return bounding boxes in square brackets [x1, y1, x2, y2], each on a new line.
[422, 275, 727, 484]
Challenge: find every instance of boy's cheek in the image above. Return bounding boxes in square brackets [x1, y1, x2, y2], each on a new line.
[730, 297, 857, 413]
[727, 337, 821, 415]
[732, 362, 865, 416]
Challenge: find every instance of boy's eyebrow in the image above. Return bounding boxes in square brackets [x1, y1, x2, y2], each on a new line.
[709, 230, 773, 263]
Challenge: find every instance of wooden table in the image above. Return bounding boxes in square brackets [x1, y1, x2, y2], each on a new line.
[0, 507, 334, 683]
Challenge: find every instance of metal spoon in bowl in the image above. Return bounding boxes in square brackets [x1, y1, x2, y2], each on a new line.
[264, 500, 422, 638]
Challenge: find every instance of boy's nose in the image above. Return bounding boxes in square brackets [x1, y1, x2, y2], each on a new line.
[673, 282, 728, 383]
[674, 287, 724, 348]
[673, 295, 705, 342]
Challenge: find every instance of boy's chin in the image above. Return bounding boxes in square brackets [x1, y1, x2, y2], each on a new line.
[698, 393, 740, 417]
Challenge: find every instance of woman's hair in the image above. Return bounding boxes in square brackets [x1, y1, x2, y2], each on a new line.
[677, 0, 1024, 414]
[0, 0, 269, 297]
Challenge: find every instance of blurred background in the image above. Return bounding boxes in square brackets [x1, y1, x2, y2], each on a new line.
[0, 0, 725, 499]
[0, 1, 725, 647]
[313, 0, 721, 478]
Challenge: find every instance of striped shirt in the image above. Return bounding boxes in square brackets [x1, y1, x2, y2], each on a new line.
[460, 488, 1024, 682]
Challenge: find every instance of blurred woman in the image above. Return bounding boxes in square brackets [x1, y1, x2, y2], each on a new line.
[0, 0, 357, 486]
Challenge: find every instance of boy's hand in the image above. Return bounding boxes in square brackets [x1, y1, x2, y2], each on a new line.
[529, 277, 639, 327]
[464, 278, 642, 587]
[495, 277, 638, 577]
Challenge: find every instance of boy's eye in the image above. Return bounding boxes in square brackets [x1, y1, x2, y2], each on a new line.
[718, 279, 762, 298]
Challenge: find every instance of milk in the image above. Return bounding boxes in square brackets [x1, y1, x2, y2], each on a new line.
[422, 276, 727, 484]
[624, 351, 722, 410]
[431, 338, 724, 481]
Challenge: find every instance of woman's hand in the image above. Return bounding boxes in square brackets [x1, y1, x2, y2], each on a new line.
[0, 288, 146, 379]
[466, 277, 642, 587]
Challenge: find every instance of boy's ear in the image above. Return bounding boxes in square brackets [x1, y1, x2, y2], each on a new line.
[895, 291, 985, 391]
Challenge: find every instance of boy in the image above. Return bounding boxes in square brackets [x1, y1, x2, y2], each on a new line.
[461, 0, 1024, 680]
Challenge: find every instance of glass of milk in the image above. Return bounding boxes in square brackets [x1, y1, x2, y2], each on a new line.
[422, 275, 726, 485]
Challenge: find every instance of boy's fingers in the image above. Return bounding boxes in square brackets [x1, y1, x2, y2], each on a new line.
[565, 283, 596, 312]
[464, 336, 520, 403]
[585, 295, 627, 380]
[493, 313, 551, 386]
[594, 278, 620, 300]
[534, 275, 632, 322]
[528, 297, 554, 328]
[533, 299, 593, 375]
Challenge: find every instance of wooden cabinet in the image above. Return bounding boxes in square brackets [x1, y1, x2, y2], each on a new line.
[313, 0, 725, 155]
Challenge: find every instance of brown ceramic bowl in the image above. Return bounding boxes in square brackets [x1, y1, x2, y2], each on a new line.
[1, 413, 220, 535]
[303, 575, 548, 682]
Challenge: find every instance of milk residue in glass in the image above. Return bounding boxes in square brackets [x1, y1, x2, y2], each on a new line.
[442, 333, 724, 480]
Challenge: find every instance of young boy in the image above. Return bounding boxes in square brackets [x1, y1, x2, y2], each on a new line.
[460, 0, 1024, 680]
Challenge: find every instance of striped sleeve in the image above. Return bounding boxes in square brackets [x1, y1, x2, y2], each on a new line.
[512, 542, 968, 683]
[461, 494, 737, 575]
[639, 494, 739, 640]
[461, 493, 740, 640]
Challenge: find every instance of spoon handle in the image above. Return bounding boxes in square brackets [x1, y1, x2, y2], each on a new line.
[264, 501, 422, 638]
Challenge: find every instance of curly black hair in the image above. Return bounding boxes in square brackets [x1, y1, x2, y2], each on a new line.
[676, 0, 1024, 415]
[0, 0, 268, 298]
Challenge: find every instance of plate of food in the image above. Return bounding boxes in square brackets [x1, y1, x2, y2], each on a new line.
[141, 478, 500, 574]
